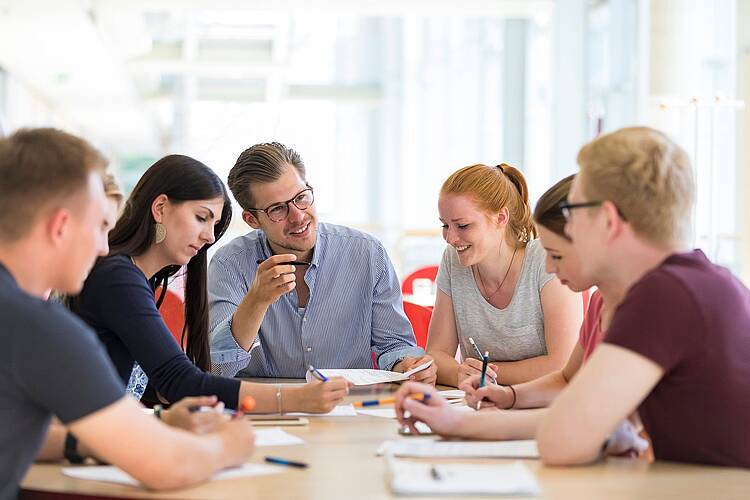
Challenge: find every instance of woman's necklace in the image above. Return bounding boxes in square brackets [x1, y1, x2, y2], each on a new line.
[474, 246, 518, 302]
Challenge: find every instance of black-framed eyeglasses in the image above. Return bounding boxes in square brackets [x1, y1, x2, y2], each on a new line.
[558, 200, 627, 221]
[249, 186, 314, 223]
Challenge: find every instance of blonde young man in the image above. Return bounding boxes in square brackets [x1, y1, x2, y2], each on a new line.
[536, 126, 750, 467]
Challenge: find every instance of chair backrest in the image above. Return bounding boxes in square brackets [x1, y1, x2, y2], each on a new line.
[402, 300, 433, 349]
[156, 288, 186, 350]
[401, 265, 439, 295]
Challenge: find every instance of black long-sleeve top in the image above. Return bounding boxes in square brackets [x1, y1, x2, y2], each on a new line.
[77, 255, 240, 408]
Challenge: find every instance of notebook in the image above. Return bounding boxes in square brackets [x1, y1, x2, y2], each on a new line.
[386, 456, 540, 496]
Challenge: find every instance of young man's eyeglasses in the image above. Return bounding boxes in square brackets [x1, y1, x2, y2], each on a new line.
[558, 200, 627, 221]
[249, 187, 314, 223]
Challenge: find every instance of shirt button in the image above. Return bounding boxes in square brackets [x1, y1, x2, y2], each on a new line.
[303, 317, 307, 322]
[305, 347, 312, 352]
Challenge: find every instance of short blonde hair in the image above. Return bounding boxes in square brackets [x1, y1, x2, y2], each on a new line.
[577, 126, 695, 247]
[441, 163, 536, 246]
[102, 171, 124, 205]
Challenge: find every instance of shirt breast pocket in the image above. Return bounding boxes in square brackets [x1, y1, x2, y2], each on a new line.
[500, 323, 546, 360]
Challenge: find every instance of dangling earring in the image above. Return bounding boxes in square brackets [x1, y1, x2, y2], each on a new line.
[154, 222, 167, 244]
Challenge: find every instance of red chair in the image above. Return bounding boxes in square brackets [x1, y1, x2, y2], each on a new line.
[156, 288, 186, 350]
[401, 265, 439, 295]
[403, 300, 432, 349]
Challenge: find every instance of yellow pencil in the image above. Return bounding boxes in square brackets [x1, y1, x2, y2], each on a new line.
[352, 393, 430, 408]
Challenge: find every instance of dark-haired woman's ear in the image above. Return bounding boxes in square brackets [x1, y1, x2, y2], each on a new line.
[242, 210, 260, 229]
[150, 194, 169, 224]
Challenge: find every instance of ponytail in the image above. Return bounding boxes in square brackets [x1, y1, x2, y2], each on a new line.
[441, 163, 536, 247]
[498, 163, 537, 245]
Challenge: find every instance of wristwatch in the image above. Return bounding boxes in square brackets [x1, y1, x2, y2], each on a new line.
[64, 432, 85, 464]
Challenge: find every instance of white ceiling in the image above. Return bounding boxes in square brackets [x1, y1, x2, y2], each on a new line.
[0, 0, 552, 157]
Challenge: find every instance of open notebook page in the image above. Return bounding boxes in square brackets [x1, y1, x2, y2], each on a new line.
[62, 463, 280, 487]
[386, 457, 540, 496]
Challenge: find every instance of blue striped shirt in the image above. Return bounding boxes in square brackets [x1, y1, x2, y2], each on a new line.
[208, 222, 423, 378]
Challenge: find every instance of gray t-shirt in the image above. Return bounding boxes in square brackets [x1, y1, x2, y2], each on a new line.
[436, 239, 554, 362]
[0, 264, 124, 499]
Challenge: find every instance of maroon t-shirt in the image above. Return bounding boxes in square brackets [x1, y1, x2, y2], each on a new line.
[605, 250, 750, 468]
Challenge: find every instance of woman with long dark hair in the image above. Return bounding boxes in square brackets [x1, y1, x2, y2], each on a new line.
[75, 155, 349, 412]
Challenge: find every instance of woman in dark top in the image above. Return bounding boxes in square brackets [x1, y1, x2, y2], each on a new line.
[76, 154, 349, 412]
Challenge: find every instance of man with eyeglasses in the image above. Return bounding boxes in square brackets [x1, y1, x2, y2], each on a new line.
[207, 142, 437, 385]
[535, 127, 750, 469]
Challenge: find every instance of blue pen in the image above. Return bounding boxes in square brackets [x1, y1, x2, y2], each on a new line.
[308, 365, 329, 382]
[470, 339, 497, 384]
[265, 456, 309, 468]
[478, 351, 489, 388]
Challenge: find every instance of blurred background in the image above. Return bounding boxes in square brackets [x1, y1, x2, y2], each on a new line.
[0, 0, 748, 284]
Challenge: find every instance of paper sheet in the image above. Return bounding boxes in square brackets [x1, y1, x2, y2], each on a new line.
[438, 389, 465, 399]
[62, 463, 280, 487]
[378, 438, 539, 458]
[357, 408, 397, 418]
[386, 458, 540, 496]
[359, 403, 474, 420]
[286, 404, 357, 417]
[307, 360, 433, 386]
[254, 427, 305, 447]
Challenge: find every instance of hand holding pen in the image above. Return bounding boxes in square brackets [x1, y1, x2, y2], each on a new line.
[457, 337, 498, 386]
[302, 365, 352, 413]
[163, 395, 255, 434]
[249, 254, 306, 306]
[393, 382, 467, 437]
[458, 375, 516, 410]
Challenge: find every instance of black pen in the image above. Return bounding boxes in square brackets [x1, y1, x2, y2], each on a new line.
[265, 456, 309, 468]
[469, 337, 497, 384]
[256, 259, 311, 266]
[479, 352, 490, 388]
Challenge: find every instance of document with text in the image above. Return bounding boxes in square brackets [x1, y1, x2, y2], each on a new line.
[306, 360, 433, 385]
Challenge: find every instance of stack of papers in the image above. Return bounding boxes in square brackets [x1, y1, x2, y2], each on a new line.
[377, 438, 539, 458]
[386, 458, 540, 496]
[62, 463, 280, 487]
[254, 427, 305, 447]
[306, 360, 433, 386]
